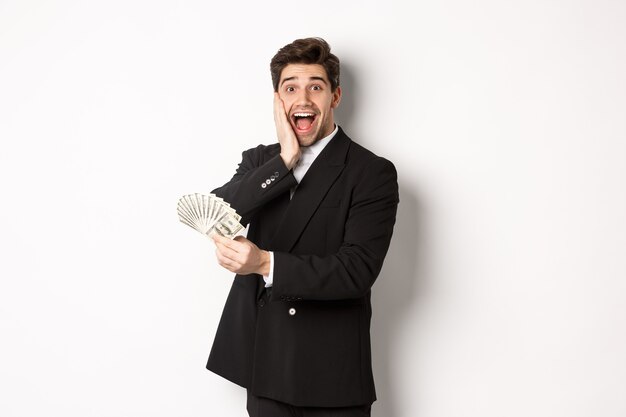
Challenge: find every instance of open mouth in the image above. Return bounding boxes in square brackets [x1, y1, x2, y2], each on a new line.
[291, 112, 317, 133]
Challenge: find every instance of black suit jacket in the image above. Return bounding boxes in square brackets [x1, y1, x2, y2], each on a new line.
[206, 127, 399, 407]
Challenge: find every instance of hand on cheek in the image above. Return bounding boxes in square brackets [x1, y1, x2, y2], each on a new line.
[274, 93, 301, 170]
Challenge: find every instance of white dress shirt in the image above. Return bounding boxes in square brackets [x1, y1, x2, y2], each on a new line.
[263, 125, 339, 287]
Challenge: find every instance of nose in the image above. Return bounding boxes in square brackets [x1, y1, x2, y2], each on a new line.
[295, 89, 313, 106]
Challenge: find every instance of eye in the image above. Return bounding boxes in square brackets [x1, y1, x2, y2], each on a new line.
[311, 85, 322, 91]
[286, 86, 295, 92]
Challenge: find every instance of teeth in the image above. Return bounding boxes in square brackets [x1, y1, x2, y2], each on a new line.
[293, 113, 315, 118]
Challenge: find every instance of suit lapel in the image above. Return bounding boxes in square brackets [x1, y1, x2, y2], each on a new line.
[270, 128, 351, 252]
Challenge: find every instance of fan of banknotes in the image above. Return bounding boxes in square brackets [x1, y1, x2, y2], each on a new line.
[177, 193, 244, 239]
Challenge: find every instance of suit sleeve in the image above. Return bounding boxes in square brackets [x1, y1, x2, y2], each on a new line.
[211, 146, 298, 226]
[271, 157, 399, 301]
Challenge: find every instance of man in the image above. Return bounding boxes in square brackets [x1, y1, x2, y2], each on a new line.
[207, 38, 399, 417]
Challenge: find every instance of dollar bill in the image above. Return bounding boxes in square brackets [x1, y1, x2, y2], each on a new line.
[177, 193, 244, 239]
[209, 212, 245, 239]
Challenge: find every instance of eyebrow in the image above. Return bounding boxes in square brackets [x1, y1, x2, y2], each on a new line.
[280, 76, 328, 87]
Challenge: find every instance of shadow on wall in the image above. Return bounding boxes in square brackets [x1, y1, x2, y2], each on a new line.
[338, 61, 426, 417]
[371, 186, 423, 417]
[334, 61, 359, 130]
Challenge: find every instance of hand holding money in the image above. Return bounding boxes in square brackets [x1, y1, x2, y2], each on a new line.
[177, 193, 244, 239]
[212, 234, 271, 276]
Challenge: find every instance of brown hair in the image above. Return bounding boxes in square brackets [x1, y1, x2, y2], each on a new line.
[270, 37, 340, 92]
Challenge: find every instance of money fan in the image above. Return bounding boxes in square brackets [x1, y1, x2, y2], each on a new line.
[177, 193, 244, 239]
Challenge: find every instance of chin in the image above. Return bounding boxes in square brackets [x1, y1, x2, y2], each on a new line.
[296, 134, 320, 147]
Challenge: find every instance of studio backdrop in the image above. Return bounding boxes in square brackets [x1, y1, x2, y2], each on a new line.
[1, 1, 625, 416]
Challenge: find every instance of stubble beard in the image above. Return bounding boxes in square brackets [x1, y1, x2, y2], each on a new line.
[296, 134, 320, 148]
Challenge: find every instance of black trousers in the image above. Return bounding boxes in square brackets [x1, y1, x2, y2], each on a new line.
[246, 391, 371, 417]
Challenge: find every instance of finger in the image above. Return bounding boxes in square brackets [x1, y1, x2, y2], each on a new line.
[213, 233, 244, 251]
[215, 248, 240, 271]
[274, 93, 289, 126]
[273, 93, 282, 124]
[215, 241, 242, 263]
[231, 236, 253, 257]
[274, 92, 284, 110]
[211, 233, 229, 245]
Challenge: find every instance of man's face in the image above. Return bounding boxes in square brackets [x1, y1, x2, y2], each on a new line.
[277, 63, 342, 147]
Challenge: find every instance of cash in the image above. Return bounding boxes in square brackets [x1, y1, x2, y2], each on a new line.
[177, 193, 244, 239]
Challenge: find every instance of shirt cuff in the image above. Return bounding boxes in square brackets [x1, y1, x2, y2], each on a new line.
[262, 251, 274, 287]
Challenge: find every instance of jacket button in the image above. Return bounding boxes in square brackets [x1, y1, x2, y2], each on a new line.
[261, 183, 267, 188]
[274, 171, 279, 177]
[288, 308, 296, 316]
[265, 179, 271, 185]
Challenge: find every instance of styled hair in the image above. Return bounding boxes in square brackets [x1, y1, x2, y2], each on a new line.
[270, 37, 340, 92]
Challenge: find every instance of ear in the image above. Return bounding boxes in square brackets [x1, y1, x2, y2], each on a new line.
[330, 86, 342, 109]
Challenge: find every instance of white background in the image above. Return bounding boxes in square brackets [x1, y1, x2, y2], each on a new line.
[1, 1, 625, 416]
